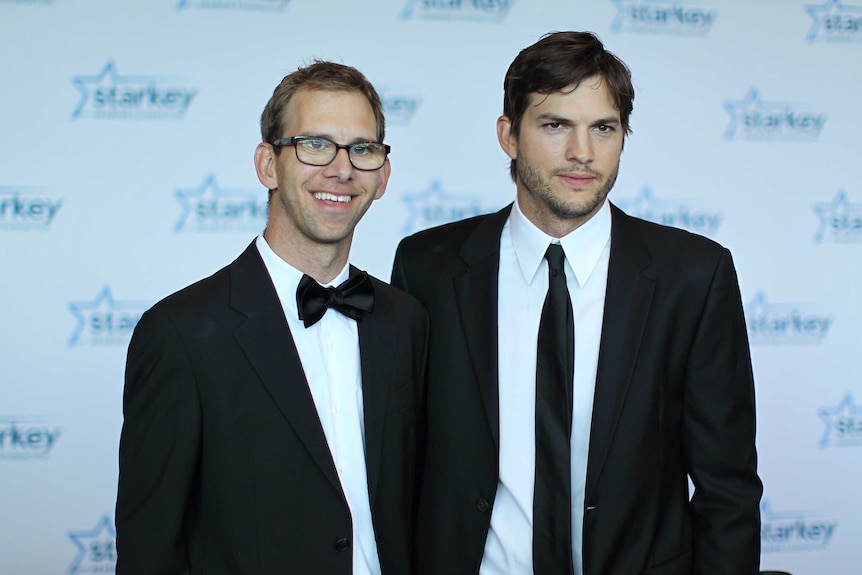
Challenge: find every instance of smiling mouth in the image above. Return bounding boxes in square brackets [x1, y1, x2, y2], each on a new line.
[313, 192, 352, 203]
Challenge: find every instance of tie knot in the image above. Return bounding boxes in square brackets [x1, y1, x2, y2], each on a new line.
[545, 243, 566, 275]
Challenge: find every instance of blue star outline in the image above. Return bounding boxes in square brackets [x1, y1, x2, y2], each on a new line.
[67, 515, 116, 574]
[818, 393, 862, 448]
[67, 286, 150, 346]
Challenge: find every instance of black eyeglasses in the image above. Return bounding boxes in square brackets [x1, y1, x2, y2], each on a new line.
[271, 136, 391, 171]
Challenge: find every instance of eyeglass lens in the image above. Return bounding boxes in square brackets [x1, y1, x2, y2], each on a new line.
[295, 138, 387, 170]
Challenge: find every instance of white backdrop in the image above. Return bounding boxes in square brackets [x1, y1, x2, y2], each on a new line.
[2, 0, 860, 573]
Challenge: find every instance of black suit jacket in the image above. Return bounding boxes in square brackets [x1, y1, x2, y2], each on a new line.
[116, 242, 429, 575]
[391, 203, 761, 575]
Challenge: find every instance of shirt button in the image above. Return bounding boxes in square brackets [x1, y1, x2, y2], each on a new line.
[335, 538, 350, 552]
[326, 340, 334, 351]
[331, 406, 340, 414]
[477, 498, 491, 512]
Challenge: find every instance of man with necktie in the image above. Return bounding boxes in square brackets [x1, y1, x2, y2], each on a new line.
[392, 32, 762, 575]
[116, 61, 428, 575]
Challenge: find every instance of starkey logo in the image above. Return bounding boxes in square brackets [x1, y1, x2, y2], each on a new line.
[68, 286, 150, 347]
[176, 0, 290, 10]
[813, 190, 862, 243]
[744, 292, 832, 345]
[401, 0, 512, 22]
[819, 393, 862, 448]
[760, 499, 838, 552]
[614, 187, 722, 237]
[0, 186, 62, 230]
[71, 61, 197, 120]
[723, 88, 826, 142]
[174, 175, 267, 233]
[610, 0, 716, 35]
[807, 0, 862, 43]
[0, 416, 61, 460]
[401, 179, 494, 235]
[68, 515, 116, 574]
[380, 89, 422, 126]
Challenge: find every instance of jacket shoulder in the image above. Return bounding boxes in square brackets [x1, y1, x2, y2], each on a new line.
[612, 204, 729, 263]
[398, 212, 495, 254]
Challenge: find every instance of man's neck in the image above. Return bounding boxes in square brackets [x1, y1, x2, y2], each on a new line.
[262, 227, 351, 285]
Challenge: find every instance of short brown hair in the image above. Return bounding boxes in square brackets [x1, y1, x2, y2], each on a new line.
[503, 31, 634, 180]
[260, 60, 386, 145]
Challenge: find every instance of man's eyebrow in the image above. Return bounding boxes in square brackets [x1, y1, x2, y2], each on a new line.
[533, 113, 574, 125]
[299, 133, 378, 144]
[593, 117, 621, 126]
[532, 113, 621, 126]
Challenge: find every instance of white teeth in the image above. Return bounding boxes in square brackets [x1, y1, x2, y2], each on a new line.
[314, 192, 351, 203]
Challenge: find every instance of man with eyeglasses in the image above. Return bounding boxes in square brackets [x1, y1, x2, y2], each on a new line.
[116, 61, 428, 575]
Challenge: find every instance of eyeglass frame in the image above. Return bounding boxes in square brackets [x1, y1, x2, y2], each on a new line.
[271, 136, 391, 171]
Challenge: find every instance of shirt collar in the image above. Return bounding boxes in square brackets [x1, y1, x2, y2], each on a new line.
[509, 198, 612, 288]
[255, 234, 350, 320]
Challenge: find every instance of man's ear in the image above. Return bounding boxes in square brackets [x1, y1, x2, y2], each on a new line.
[373, 157, 391, 201]
[254, 142, 278, 190]
[497, 115, 518, 160]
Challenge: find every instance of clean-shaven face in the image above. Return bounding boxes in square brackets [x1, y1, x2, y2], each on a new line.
[261, 88, 389, 251]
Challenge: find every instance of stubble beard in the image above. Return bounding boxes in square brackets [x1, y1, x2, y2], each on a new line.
[517, 160, 619, 222]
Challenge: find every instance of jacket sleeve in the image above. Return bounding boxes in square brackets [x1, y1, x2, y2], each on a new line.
[684, 248, 762, 574]
[115, 308, 200, 575]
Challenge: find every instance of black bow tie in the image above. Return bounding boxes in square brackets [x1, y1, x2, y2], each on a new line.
[296, 271, 374, 328]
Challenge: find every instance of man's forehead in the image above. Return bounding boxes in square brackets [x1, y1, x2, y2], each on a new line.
[526, 81, 619, 115]
[284, 89, 377, 136]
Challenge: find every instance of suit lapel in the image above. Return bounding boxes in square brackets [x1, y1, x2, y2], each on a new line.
[454, 205, 512, 448]
[229, 243, 343, 495]
[585, 205, 655, 498]
[355, 271, 397, 506]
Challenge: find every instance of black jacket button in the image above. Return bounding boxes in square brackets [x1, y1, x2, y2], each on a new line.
[335, 538, 351, 552]
[477, 498, 491, 512]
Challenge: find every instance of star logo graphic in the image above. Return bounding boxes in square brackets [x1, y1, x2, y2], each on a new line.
[610, 0, 717, 35]
[0, 186, 63, 230]
[759, 498, 839, 552]
[68, 515, 116, 574]
[723, 88, 766, 140]
[818, 393, 862, 448]
[743, 292, 832, 345]
[722, 88, 825, 141]
[806, 0, 862, 42]
[616, 186, 722, 236]
[812, 190, 862, 243]
[174, 174, 266, 233]
[400, 0, 513, 21]
[70, 61, 196, 120]
[177, 0, 290, 9]
[71, 62, 149, 119]
[68, 286, 150, 347]
[402, 180, 489, 235]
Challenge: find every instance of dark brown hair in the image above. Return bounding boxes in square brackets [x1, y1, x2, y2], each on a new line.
[260, 60, 385, 146]
[503, 31, 634, 180]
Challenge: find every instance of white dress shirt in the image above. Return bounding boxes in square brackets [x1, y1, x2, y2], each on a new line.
[256, 235, 381, 575]
[480, 200, 611, 575]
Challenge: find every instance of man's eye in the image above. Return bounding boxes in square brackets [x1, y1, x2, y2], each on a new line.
[351, 143, 372, 156]
[301, 138, 331, 151]
[596, 125, 614, 133]
[544, 122, 563, 130]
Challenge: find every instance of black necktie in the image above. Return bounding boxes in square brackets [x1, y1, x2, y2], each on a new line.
[533, 243, 575, 575]
[296, 271, 374, 328]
